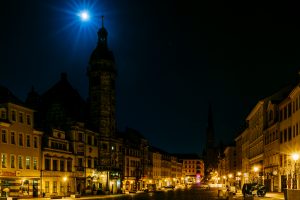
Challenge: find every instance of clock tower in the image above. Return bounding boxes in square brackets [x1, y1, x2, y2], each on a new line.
[87, 16, 116, 138]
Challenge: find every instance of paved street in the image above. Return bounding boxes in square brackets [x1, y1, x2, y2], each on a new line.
[18, 186, 285, 200]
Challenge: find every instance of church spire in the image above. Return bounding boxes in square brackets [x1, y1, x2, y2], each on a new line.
[97, 16, 108, 48]
[206, 103, 214, 148]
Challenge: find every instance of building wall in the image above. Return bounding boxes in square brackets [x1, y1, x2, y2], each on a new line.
[247, 101, 265, 183]
[0, 103, 42, 197]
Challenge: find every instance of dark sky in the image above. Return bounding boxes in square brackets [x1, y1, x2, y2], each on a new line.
[1, 0, 300, 154]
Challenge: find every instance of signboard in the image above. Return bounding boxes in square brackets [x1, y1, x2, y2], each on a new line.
[0, 170, 16, 177]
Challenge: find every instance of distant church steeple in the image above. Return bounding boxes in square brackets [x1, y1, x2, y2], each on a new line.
[203, 103, 218, 177]
[206, 104, 215, 148]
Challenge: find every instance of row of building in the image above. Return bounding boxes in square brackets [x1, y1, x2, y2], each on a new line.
[0, 97, 204, 197]
[0, 19, 204, 198]
[216, 77, 300, 192]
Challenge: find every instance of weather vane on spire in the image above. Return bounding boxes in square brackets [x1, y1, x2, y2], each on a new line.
[101, 16, 104, 28]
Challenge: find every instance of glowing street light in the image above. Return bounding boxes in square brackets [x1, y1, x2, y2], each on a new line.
[253, 166, 259, 172]
[292, 153, 299, 162]
[63, 176, 68, 197]
[292, 153, 299, 189]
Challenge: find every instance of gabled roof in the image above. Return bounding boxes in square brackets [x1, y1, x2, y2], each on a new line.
[0, 85, 24, 106]
[40, 73, 87, 124]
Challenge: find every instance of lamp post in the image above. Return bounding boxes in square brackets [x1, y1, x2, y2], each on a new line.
[63, 176, 68, 197]
[228, 174, 233, 186]
[292, 153, 299, 189]
[253, 166, 259, 184]
[237, 172, 241, 189]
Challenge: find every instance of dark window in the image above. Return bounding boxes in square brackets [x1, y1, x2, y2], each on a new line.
[26, 135, 30, 147]
[1, 130, 7, 143]
[88, 159, 92, 168]
[1, 110, 6, 119]
[11, 132, 15, 144]
[78, 158, 83, 167]
[26, 114, 31, 125]
[284, 129, 287, 142]
[19, 113, 23, 123]
[34, 137, 38, 148]
[88, 135, 92, 145]
[78, 132, 83, 142]
[288, 127, 292, 141]
[53, 160, 58, 171]
[67, 160, 72, 172]
[45, 158, 51, 170]
[288, 103, 292, 117]
[11, 110, 16, 121]
[19, 134, 23, 146]
[94, 159, 97, 168]
[284, 107, 287, 119]
[60, 160, 64, 171]
[280, 131, 283, 143]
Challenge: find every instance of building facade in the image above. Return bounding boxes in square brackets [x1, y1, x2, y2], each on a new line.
[0, 88, 43, 197]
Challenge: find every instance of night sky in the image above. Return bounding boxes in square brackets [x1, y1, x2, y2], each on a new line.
[1, 1, 300, 154]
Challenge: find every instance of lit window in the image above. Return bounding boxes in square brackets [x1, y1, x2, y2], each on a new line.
[1, 154, 7, 168]
[33, 157, 38, 170]
[18, 156, 23, 169]
[26, 156, 30, 169]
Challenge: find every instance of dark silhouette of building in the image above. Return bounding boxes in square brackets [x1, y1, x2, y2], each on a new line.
[25, 17, 122, 195]
[87, 16, 116, 136]
[203, 104, 218, 179]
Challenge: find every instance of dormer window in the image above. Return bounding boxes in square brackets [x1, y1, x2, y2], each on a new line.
[0, 109, 6, 119]
[19, 112, 24, 123]
[26, 114, 31, 125]
[11, 110, 16, 121]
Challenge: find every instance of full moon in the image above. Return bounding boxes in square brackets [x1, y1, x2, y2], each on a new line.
[79, 10, 89, 21]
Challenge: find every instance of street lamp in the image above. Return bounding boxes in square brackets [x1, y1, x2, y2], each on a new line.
[63, 176, 68, 197]
[253, 166, 259, 184]
[237, 172, 242, 189]
[292, 153, 299, 189]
